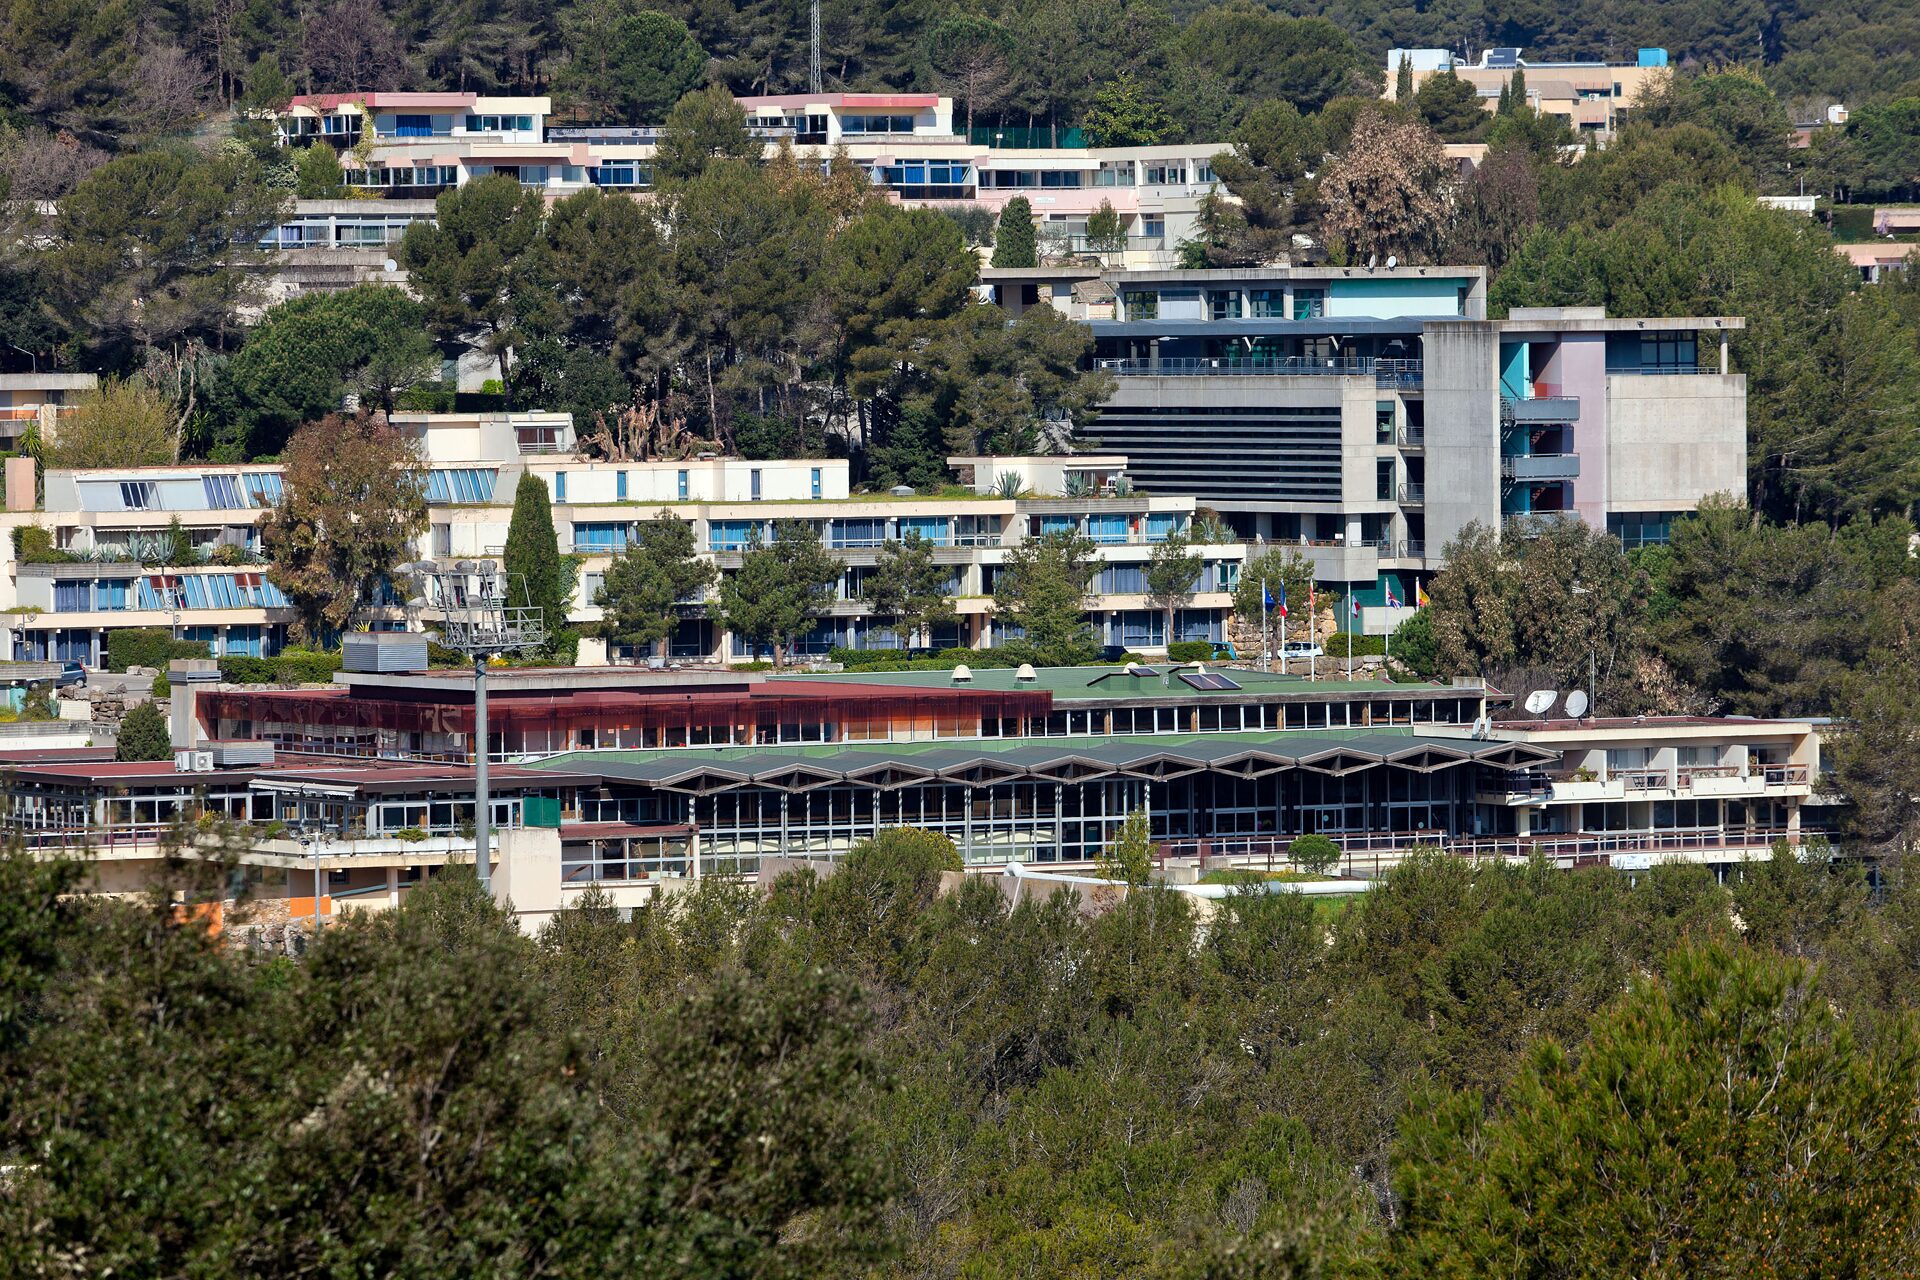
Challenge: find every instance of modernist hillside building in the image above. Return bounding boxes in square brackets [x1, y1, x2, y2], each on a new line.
[2, 258, 1749, 660]
[1, 655, 1825, 925]
[0, 414, 1251, 665]
[261, 90, 1224, 285]
[1384, 46, 1673, 138]
[985, 262, 1747, 617]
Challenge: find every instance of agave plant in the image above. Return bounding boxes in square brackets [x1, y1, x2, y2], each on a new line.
[1063, 472, 1093, 498]
[994, 472, 1025, 500]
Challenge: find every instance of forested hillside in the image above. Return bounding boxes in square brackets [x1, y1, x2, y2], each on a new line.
[10, 831, 1920, 1274]
[1, 0, 1918, 157]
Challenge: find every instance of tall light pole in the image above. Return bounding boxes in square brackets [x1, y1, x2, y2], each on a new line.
[402, 560, 545, 895]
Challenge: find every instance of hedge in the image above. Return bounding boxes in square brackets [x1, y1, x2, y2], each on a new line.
[1166, 640, 1217, 663]
[216, 647, 343, 685]
[107, 629, 211, 674]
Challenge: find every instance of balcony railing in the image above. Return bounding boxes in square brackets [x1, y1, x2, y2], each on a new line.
[1399, 483, 1424, 504]
[1606, 365, 1724, 376]
[1397, 426, 1425, 446]
[1095, 356, 1422, 387]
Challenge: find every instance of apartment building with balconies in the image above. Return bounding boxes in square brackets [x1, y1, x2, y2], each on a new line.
[0, 411, 1249, 665]
[982, 265, 1746, 626]
[1384, 46, 1672, 138]
[267, 91, 1224, 266]
[0, 373, 98, 454]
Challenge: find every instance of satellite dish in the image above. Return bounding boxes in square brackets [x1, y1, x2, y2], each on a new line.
[1385, 254, 1399, 269]
[1366, 253, 1378, 269]
[1565, 689, 1590, 719]
[1523, 689, 1557, 715]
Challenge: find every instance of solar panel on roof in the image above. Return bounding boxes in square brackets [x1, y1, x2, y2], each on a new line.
[1178, 672, 1242, 691]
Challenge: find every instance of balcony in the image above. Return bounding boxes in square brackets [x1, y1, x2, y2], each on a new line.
[1095, 356, 1422, 388]
[1607, 365, 1723, 377]
[1500, 454, 1581, 481]
[1398, 483, 1424, 505]
[1504, 396, 1581, 424]
[1397, 425, 1425, 448]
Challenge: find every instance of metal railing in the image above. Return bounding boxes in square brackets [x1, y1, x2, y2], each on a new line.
[1606, 365, 1724, 377]
[1399, 483, 1424, 504]
[1157, 825, 1802, 876]
[1095, 356, 1423, 386]
[1398, 426, 1425, 446]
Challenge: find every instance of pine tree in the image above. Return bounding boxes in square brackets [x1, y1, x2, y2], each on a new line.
[1509, 67, 1527, 112]
[597, 511, 715, 660]
[990, 197, 1037, 268]
[866, 533, 956, 649]
[115, 699, 172, 762]
[502, 471, 576, 657]
[717, 521, 843, 666]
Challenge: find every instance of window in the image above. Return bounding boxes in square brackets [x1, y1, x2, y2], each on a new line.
[1140, 217, 1165, 239]
[842, 113, 915, 134]
[616, 471, 628, 501]
[1377, 459, 1395, 502]
[97, 579, 127, 611]
[392, 114, 433, 137]
[709, 520, 757, 551]
[120, 482, 158, 510]
[243, 472, 283, 506]
[53, 580, 91, 612]
[1088, 513, 1128, 545]
[901, 516, 949, 545]
[1209, 291, 1242, 320]
[1293, 288, 1326, 319]
[573, 522, 628, 551]
[203, 475, 243, 508]
[750, 469, 762, 501]
[1125, 291, 1159, 321]
[676, 469, 689, 500]
[830, 518, 887, 548]
[810, 467, 822, 499]
[1377, 400, 1396, 434]
[554, 472, 567, 502]
[1143, 163, 1186, 185]
[1099, 564, 1145, 594]
[589, 162, 653, 189]
[423, 469, 497, 503]
[1145, 512, 1180, 542]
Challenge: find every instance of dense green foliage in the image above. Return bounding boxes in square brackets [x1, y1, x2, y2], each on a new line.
[12, 841, 1920, 1272]
[716, 520, 844, 665]
[596, 511, 716, 658]
[113, 699, 172, 761]
[105, 628, 210, 674]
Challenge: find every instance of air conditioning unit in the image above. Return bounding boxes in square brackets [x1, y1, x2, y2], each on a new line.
[174, 748, 215, 773]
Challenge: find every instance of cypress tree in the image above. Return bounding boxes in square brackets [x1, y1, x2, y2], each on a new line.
[1509, 67, 1527, 112]
[502, 471, 576, 656]
[990, 196, 1037, 268]
[1396, 54, 1414, 102]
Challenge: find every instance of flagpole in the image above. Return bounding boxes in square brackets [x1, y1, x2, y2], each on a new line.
[1260, 576, 1269, 673]
[1346, 597, 1354, 681]
[1308, 581, 1316, 681]
[1280, 598, 1287, 674]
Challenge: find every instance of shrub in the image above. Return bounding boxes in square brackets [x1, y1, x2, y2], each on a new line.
[1166, 640, 1215, 662]
[216, 655, 278, 684]
[1289, 833, 1342, 875]
[12, 526, 75, 565]
[272, 647, 343, 684]
[394, 826, 429, 843]
[107, 629, 210, 674]
[19, 682, 56, 721]
[150, 673, 170, 699]
[115, 699, 173, 761]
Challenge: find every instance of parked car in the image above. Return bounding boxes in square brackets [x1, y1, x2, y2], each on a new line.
[1280, 641, 1324, 660]
[56, 661, 86, 688]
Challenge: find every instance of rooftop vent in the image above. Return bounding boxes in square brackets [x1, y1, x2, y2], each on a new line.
[890, 485, 915, 497]
[1015, 663, 1037, 682]
[951, 663, 972, 683]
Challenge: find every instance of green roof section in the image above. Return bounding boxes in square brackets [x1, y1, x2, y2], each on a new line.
[768, 665, 1467, 701]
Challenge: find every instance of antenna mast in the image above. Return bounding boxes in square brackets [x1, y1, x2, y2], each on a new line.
[810, 0, 823, 92]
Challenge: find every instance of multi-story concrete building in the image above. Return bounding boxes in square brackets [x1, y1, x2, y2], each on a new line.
[0, 373, 97, 454]
[267, 91, 1223, 265]
[1384, 46, 1672, 138]
[0, 413, 1250, 665]
[984, 263, 1745, 624]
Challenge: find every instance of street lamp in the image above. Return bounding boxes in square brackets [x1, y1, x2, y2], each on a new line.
[294, 820, 338, 939]
[400, 560, 545, 896]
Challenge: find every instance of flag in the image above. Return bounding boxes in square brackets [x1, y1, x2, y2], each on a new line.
[1309, 581, 1317, 617]
[1384, 584, 1402, 609]
[1275, 581, 1287, 618]
[1416, 583, 1430, 608]
[1349, 596, 1360, 620]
